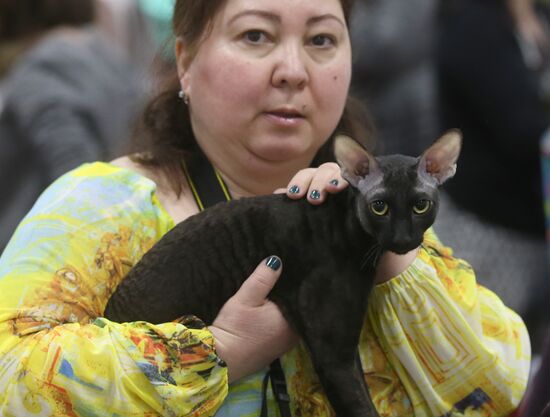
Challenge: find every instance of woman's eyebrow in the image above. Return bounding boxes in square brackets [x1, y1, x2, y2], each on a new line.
[228, 10, 280, 25]
[307, 14, 345, 28]
[228, 11, 345, 28]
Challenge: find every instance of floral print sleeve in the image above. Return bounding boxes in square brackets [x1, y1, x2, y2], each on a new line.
[0, 163, 228, 416]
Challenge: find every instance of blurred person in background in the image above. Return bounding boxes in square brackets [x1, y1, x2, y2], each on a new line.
[0, 0, 146, 253]
[348, 0, 550, 347]
[435, 0, 550, 349]
[349, 0, 439, 157]
[95, 0, 177, 90]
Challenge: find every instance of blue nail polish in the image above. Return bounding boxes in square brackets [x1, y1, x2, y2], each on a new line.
[310, 190, 321, 200]
[329, 179, 339, 186]
[289, 185, 300, 194]
[266, 256, 281, 271]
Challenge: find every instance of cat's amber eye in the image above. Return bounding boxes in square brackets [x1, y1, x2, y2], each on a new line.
[370, 200, 389, 216]
[413, 199, 432, 214]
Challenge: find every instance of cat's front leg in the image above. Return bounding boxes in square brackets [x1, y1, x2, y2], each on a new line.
[303, 336, 378, 417]
[287, 270, 379, 417]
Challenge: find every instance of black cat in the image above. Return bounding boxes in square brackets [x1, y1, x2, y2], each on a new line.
[104, 130, 462, 417]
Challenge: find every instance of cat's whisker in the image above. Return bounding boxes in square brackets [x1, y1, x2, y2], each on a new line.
[360, 243, 382, 271]
[360, 246, 377, 267]
[373, 247, 382, 267]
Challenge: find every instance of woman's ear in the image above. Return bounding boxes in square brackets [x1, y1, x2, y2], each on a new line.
[175, 37, 191, 94]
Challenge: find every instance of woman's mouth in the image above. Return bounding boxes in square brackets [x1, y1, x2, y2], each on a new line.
[264, 109, 305, 127]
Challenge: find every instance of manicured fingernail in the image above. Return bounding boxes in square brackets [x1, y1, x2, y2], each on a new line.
[266, 256, 281, 271]
[289, 185, 300, 194]
[329, 179, 339, 186]
[310, 190, 321, 200]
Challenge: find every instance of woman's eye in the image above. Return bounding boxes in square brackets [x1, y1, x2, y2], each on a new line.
[243, 30, 269, 44]
[370, 200, 389, 216]
[310, 34, 334, 48]
[413, 199, 432, 214]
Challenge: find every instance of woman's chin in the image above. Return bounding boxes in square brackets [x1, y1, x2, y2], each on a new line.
[247, 139, 316, 164]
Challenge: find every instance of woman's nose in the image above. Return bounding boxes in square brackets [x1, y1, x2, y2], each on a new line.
[271, 44, 309, 90]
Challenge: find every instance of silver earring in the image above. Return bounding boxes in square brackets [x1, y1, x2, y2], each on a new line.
[178, 90, 189, 105]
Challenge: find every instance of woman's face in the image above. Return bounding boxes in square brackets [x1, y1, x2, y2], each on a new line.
[177, 0, 352, 176]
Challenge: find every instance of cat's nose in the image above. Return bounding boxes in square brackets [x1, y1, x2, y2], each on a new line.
[388, 239, 418, 255]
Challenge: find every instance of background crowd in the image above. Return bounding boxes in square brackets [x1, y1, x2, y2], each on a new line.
[1, 0, 549, 415]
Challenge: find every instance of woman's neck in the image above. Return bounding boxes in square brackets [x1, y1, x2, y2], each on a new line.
[208, 155, 309, 199]
[215, 164, 291, 199]
[196, 139, 318, 199]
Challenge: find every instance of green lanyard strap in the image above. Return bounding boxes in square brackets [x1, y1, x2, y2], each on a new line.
[182, 152, 231, 209]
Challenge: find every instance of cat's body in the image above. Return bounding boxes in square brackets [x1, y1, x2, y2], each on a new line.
[104, 131, 462, 417]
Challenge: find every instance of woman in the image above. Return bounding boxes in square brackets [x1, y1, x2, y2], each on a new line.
[435, 0, 550, 345]
[0, 0, 530, 416]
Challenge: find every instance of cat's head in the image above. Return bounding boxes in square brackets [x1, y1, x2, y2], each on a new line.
[334, 130, 462, 254]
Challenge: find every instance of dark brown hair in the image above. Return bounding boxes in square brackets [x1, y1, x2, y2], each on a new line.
[132, 0, 372, 195]
[0, 0, 95, 40]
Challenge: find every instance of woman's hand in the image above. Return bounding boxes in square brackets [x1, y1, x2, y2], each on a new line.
[209, 256, 297, 383]
[274, 162, 348, 204]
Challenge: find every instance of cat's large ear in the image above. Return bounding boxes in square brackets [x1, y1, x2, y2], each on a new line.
[418, 129, 462, 185]
[333, 135, 379, 188]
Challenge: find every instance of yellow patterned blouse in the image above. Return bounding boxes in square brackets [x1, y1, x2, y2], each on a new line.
[0, 162, 530, 417]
